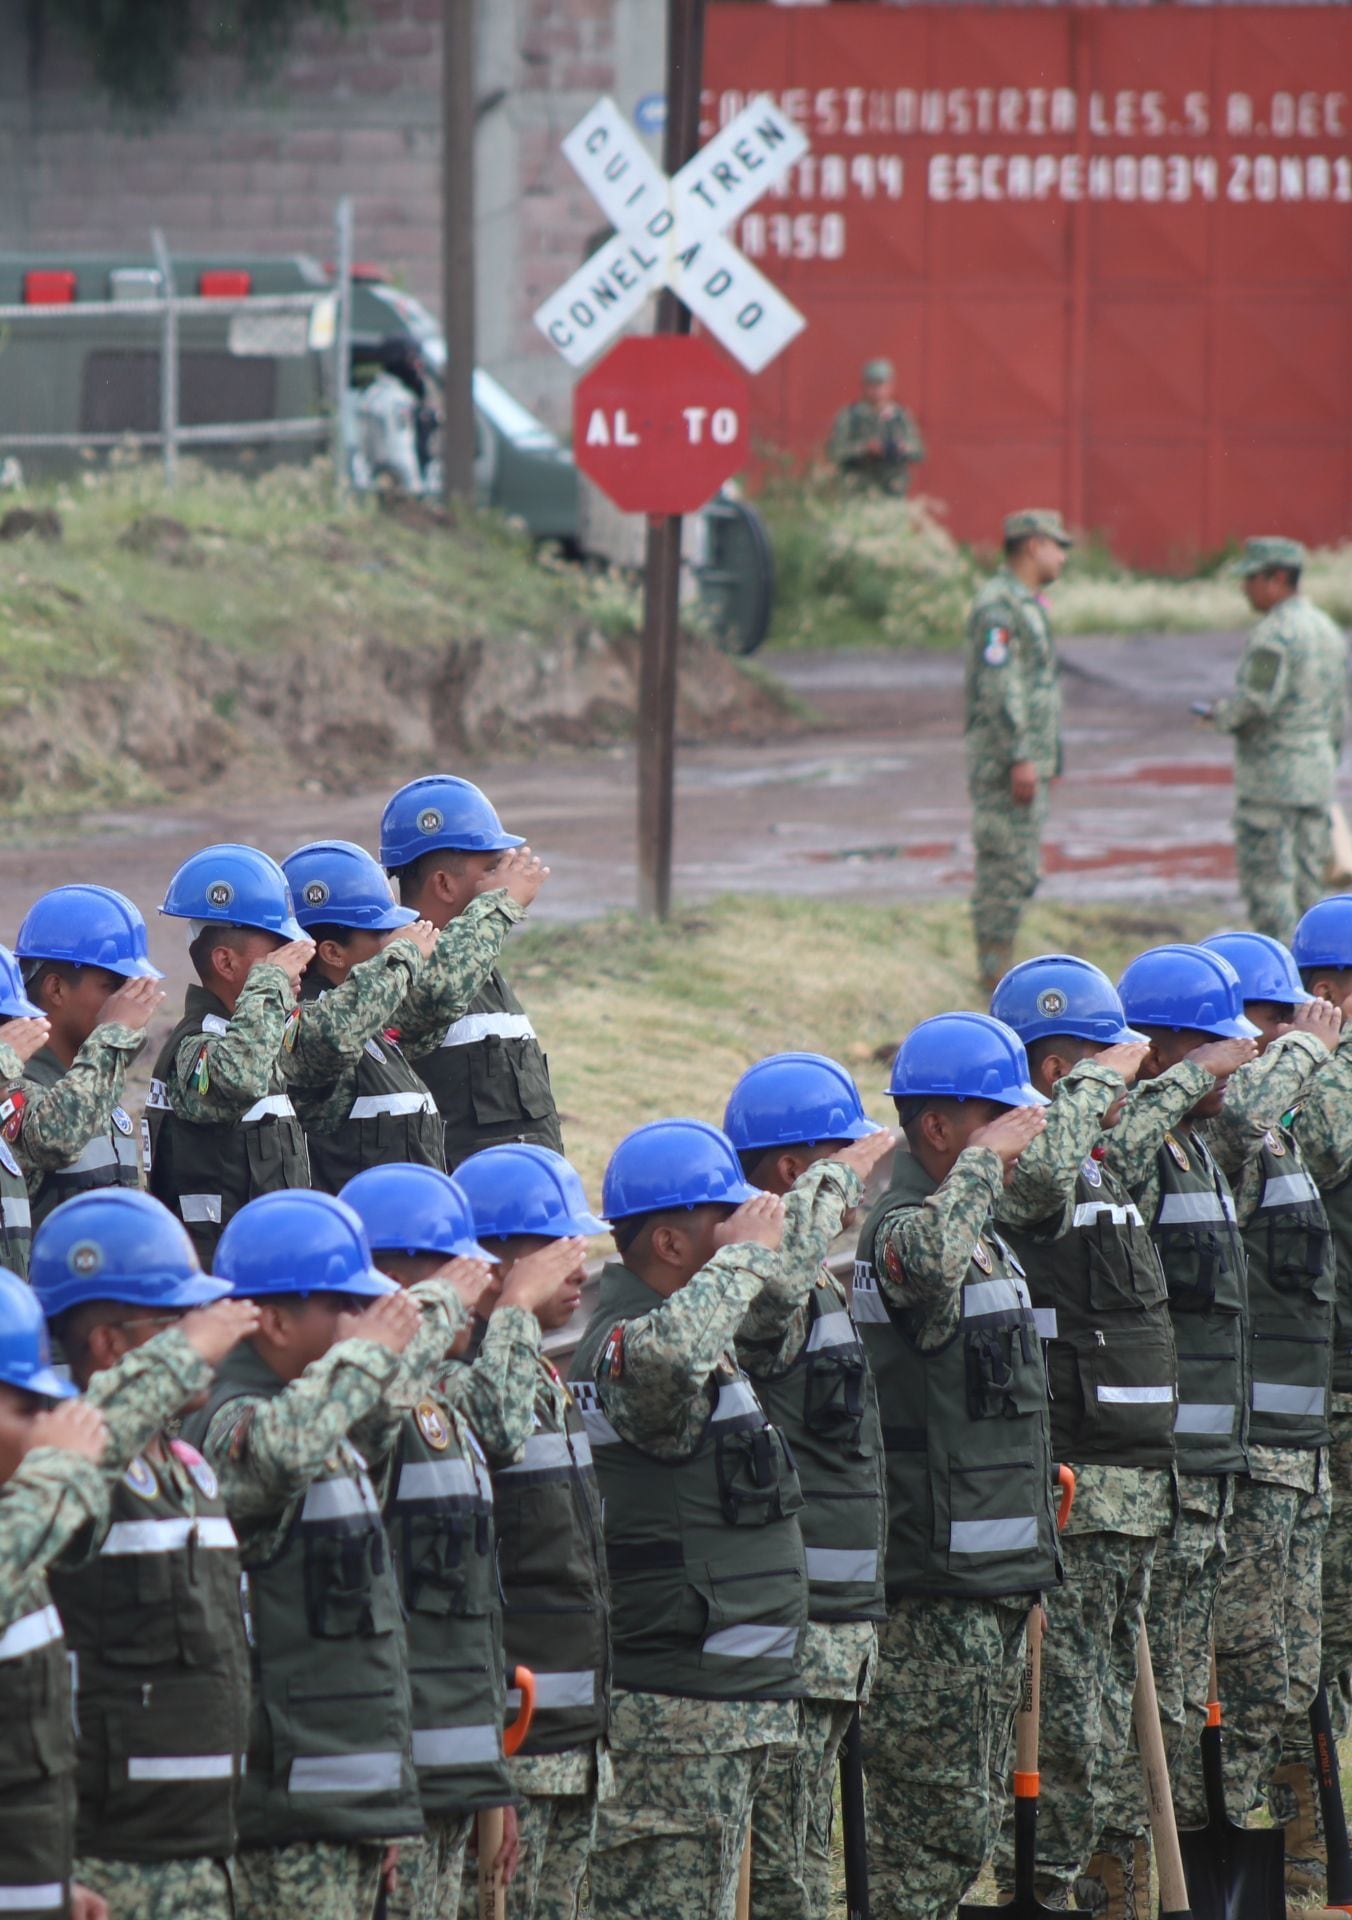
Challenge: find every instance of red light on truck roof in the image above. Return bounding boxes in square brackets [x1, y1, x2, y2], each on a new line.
[23, 269, 77, 305]
[199, 269, 252, 298]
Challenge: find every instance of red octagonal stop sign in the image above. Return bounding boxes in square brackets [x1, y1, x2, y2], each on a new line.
[573, 336, 750, 517]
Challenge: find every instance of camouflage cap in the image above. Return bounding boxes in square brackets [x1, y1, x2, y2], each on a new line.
[1230, 535, 1306, 577]
[1004, 508, 1073, 548]
[861, 358, 894, 384]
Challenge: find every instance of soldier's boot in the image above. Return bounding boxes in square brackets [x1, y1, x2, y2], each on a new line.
[977, 939, 1014, 998]
[1271, 1760, 1327, 1905]
[1074, 1836, 1150, 1920]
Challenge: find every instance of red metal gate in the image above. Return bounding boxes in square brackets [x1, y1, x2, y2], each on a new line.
[704, 5, 1352, 568]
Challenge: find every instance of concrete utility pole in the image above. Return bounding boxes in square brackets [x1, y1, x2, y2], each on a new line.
[442, 0, 476, 505]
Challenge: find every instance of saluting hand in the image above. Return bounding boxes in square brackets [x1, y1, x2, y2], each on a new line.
[337, 1288, 422, 1355]
[0, 1015, 51, 1063]
[1095, 1040, 1152, 1086]
[401, 919, 440, 962]
[1187, 1036, 1259, 1079]
[1286, 998, 1343, 1053]
[499, 1237, 588, 1317]
[96, 975, 166, 1033]
[179, 1298, 262, 1368]
[713, 1191, 786, 1253]
[968, 1104, 1046, 1169]
[29, 1400, 107, 1463]
[487, 846, 550, 910]
[263, 938, 317, 994]
[435, 1255, 499, 1320]
[833, 1130, 896, 1184]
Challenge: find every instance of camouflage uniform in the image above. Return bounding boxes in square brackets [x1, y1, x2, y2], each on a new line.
[74, 1856, 236, 1920]
[826, 399, 925, 494]
[393, 1813, 472, 1920]
[233, 1841, 384, 1920]
[1211, 588, 1348, 944]
[964, 568, 1062, 986]
[16, 1025, 146, 1221]
[0, 1041, 33, 1277]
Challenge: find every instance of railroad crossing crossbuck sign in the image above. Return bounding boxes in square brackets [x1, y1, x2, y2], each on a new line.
[534, 94, 809, 375]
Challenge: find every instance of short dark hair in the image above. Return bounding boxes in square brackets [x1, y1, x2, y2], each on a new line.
[304, 922, 360, 949]
[21, 957, 81, 999]
[1300, 964, 1352, 991]
[1025, 1033, 1100, 1076]
[188, 923, 267, 983]
[1003, 534, 1030, 561]
[394, 846, 472, 901]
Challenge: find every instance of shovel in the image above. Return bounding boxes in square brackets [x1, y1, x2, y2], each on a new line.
[960, 1466, 1077, 1918]
[1133, 1619, 1195, 1920]
[839, 1704, 870, 1920]
[477, 1665, 536, 1920]
[1177, 1652, 1284, 1919]
[1309, 1681, 1352, 1913]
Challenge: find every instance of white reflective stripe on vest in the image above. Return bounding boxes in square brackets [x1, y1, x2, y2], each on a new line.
[570, 1383, 622, 1447]
[1261, 1171, 1321, 1209]
[126, 1753, 235, 1781]
[1032, 1308, 1059, 1340]
[0, 1195, 30, 1230]
[0, 1884, 64, 1912]
[1097, 1384, 1174, 1405]
[848, 1272, 889, 1324]
[180, 1193, 222, 1224]
[301, 1475, 380, 1522]
[1253, 1381, 1328, 1417]
[1158, 1191, 1237, 1225]
[805, 1310, 855, 1352]
[240, 1094, 297, 1125]
[710, 1380, 763, 1424]
[0, 1604, 63, 1663]
[65, 1134, 137, 1174]
[412, 1723, 501, 1768]
[963, 1276, 1031, 1318]
[499, 1431, 590, 1475]
[396, 1458, 483, 1503]
[100, 1517, 237, 1556]
[1174, 1402, 1235, 1435]
[508, 1669, 596, 1710]
[1072, 1200, 1145, 1228]
[288, 1750, 404, 1794]
[702, 1622, 799, 1662]
[803, 1547, 879, 1584]
[440, 1012, 536, 1049]
[348, 1090, 437, 1121]
[950, 1515, 1038, 1554]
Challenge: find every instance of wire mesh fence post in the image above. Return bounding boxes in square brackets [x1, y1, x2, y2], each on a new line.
[333, 196, 354, 497]
[150, 229, 177, 489]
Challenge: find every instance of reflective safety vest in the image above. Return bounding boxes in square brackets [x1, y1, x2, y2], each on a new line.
[742, 1277, 887, 1624]
[853, 1153, 1060, 1603]
[0, 1121, 31, 1279]
[47, 1443, 248, 1861]
[0, 1592, 76, 1916]
[186, 1346, 423, 1849]
[145, 986, 311, 1263]
[1321, 1166, 1352, 1397]
[411, 969, 562, 1170]
[1147, 1130, 1248, 1476]
[384, 1396, 512, 1815]
[1000, 1151, 1177, 1470]
[25, 1045, 141, 1230]
[1242, 1125, 1334, 1449]
[570, 1261, 806, 1701]
[297, 974, 444, 1195]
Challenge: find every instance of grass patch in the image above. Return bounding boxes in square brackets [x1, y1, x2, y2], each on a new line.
[508, 892, 1221, 1195]
[757, 477, 1352, 649]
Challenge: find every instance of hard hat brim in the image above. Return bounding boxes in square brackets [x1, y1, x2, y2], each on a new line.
[0, 990, 44, 1019]
[112, 957, 166, 981]
[24, 1364, 78, 1401]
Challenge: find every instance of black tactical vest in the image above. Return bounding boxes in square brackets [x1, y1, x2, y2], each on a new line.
[1146, 1130, 1249, 1476]
[410, 969, 562, 1170]
[1241, 1126, 1334, 1449]
[741, 1278, 887, 1624]
[144, 986, 310, 1263]
[47, 1443, 248, 1862]
[297, 974, 444, 1195]
[484, 1358, 609, 1754]
[0, 1590, 76, 1917]
[0, 1122, 31, 1279]
[384, 1396, 512, 1816]
[852, 1153, 1060, 1603]
[25, 1046, 141, 1230]
[571, 1262, 806, 1702]
[1321, 1166, 1352, 1396]
[1000, 1150, 1177, 1469]
[185, 1346, 424, 1849]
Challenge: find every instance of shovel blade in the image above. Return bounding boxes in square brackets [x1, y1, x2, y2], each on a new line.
[1177, 1819, 1285, 1920]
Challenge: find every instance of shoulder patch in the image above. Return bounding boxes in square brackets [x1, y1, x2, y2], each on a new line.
[1245, 647, 1283, 694]
[883, 1240, 905, 1284]
[0, 1139, 19, 1179]
[201, 1014, 230, 1036]
[599, 1324, 626, 1381]
[123, 1455, 158, 1500]
[0, 1090, 25, 1143]
[225, 1407, 256, 1463]
[983, 626, 1010, 667]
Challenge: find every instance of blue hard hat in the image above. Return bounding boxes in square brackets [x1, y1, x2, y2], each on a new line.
[1201, 931, 1313, 1008]
[214, 1190, 396, 1299]
[29, 1191, 229, 1320]
[0, 1267, 76, 1401]
[159, 844, 303, 940]
[283, 840, 419, 934]
[340, 1162, 496, 1262]
[602, 1119, 760, 1223]
[455, 1143, 607, 1240]
[380, 775, 524, 870]
[1292, 896, 1352, 972]
[886, 1012, 1048, 1108]
[723, 1051, 881, 1154]
[990, 954, 1143, 1047]
[0, 942, 42, 1020]
[16, 885, 163, 982]
[1117, 944, 1260, 1040]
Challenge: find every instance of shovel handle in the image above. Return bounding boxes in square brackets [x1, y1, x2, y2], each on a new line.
[1311, 1681, 1352, 1907]
[504, 1665, 536, 1758]
[1055, 1464, 1076, 1533]
[1131, 1619, 1194, 1919]
[477, 1805, 506, 1920]
[1014, 1602, 1043, 1784]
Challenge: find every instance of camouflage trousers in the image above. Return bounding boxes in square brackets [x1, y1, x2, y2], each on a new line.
[234, 1840, 385, 1920]
[589, 1743, 769, 1920]
[750, 1698, 857, 1920]
[75, 1854, 234, 1919]
[500, 1790, 596, 1920]
[1234, 800, 1330, 945]
[970, 781, 1049, 979]
[392, 1814, 473, 1920]
[863, 1594, 1028, 1919]
[994, 1529, 1156, 1896]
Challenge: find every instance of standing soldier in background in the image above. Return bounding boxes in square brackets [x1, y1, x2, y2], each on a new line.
[827, 359, 925, 496]
[1197, 537, 1348, 944]
[965, 510, 1071, 994]
[0, 943, 50, 1276]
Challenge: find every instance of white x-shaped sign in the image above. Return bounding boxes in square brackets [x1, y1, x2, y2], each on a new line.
[533, 95, 809, 376]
